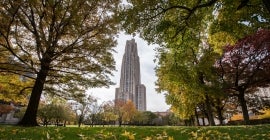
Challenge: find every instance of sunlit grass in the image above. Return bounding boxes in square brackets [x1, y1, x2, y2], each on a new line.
[0, 124, 270, 140]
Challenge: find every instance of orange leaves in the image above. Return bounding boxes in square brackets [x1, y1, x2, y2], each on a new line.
[115, 99, 137, 123]
[0, 104, 14, 114]
[230, 114, 244, 121]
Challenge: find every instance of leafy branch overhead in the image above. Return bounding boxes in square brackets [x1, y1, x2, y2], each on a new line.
[216, 29, 270, 93]
[121, 0, 270, 125]
[121, 0, 215, 43]
[0, 0, 121, 126]
[121, 0, 269, 44]
[0, 0, 119, 95]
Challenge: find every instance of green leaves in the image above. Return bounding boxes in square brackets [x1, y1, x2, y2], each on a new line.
[120, 0, 270, 121]
[209, 31, 236, 54]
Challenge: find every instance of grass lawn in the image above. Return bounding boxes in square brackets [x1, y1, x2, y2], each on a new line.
[0, 124, 270, 140]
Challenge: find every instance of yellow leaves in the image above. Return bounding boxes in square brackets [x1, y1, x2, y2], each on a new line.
[144, 136, 152, 140]
[190, 129, 231, 140]
[11, 129, 19, 134]
[143, 130, 174, 140]
[191, 131, 198, 138]
[251, 133, 270, 139]
[0, 74, 33, 104]
[120, 129, 173, 140]
[209, 31, 236, 54]
[121, 130, 136, 140]
[144, 136, 174, 140]
[230, 111, 270, 121]
[43, 130, 64, 140]
[257, 109, 270, 119]
[167, 86, 205, 119]
[1, 126, 270, 139]
[96, 129, 116, 139]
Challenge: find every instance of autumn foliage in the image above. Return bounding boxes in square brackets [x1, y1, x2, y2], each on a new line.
[218, 29, 270, 90]
[114, 99, 137, 126]
[216, 29, 270, 124]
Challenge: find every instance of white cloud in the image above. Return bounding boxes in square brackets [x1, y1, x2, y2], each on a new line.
[88, 32, 170, 112]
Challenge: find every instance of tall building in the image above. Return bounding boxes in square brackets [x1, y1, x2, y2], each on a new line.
[115, 39, 146, 111]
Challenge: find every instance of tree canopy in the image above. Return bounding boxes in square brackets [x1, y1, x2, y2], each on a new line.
[0, 0, 121, 126]
[120, 0, 270, 124]
[0, 74, 33, 104]
[215, 29, 270, 124]
[121, 0, 269, 44]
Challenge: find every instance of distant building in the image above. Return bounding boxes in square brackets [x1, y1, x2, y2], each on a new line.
[115, 39, 146, 111]
[0, 102, 20, 124]
[153, 111, 170, 118]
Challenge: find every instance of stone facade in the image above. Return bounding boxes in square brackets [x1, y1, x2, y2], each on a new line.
[115, 39, 146, 111]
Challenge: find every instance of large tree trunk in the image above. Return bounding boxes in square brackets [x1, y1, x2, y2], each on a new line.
[18, 65, 49, 126]
[238, 90, 250, 125]
[202, 117, 206, 126]
[201, 105, 207, 126]
[118, 116, 122, 127]
[194, 108, 200, 126]
[78, 115, 83, 127]
[205, 94, 215, 126]
[198, 73, 215, 126]
[216, 105, 224, 125]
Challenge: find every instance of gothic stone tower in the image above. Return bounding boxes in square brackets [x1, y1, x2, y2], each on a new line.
[115, 39, 146, 111]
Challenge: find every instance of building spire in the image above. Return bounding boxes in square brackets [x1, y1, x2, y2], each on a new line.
[115, 39, 146, 111]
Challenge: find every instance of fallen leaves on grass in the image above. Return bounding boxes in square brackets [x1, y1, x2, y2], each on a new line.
[143, 130, 174, 140]
[190, 129, 231, 140]
[121, 130, 135, 140]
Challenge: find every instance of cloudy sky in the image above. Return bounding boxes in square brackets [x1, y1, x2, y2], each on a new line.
[87, 32, 170, 112]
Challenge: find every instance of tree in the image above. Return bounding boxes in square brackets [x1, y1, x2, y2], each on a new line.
[133, 111, 147, 125]
[122, 100, 137, 125]
[215, 29, 270, 124]
[38, 102, 74, 126]
[237, 0, 270, 14]
[0, 74, 33, 105]
[0, 0, 120, 126]
[100, 101, 116, 126]
[120, 0, 269, 126]
[0, 72, 33, 123]
[154, 31, 219, 125]
[114, 99, 125, 127]
[37, 102, 51, 126]
[36, 97, 75, 126]
[85, 99, 100, 127]
[114, 99, 137, 126]
[72, 95, 95, 127]
[143, 111, 159, 125]
[121, 0, 269, 44]
[250, 88, 270, 109]
[0, 50, 33, 105]
[167, 112, 181, 126]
